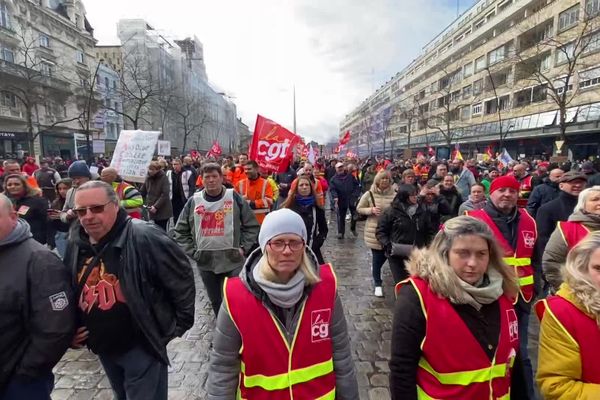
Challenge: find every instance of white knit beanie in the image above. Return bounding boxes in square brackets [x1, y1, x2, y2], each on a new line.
[258, 209, 307, 252]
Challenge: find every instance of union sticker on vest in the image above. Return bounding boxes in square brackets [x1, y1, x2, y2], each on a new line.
[311, 309, 332, 343]
[522, 231, 535, 249]
[193, 189, 236, 250]
[506, 309, 518, 342]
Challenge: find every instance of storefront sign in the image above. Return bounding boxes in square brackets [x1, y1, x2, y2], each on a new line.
[110, 130, 160, 183]
[0, 131, 25, 139]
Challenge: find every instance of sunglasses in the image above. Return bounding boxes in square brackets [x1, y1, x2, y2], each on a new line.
[73, 201, 113, 217]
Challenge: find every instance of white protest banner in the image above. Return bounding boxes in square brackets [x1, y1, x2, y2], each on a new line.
[157, 140, 171, 156]
[110, 130, 160, 183]
[92, 140, 105, 154]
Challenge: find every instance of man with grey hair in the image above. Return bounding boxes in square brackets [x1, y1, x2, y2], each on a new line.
[0, 193, 75, 399]
[65, 181, 195, 400]
[526, 168, 564, 217]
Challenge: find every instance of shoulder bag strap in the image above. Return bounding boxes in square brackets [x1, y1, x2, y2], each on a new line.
[76, 243, 110, 296]
[369, 190, 376, 207]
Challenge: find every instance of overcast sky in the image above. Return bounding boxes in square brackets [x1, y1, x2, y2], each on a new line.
[84, 0, 476, 143]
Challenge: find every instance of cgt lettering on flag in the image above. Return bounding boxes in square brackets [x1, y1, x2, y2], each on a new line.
[250, 115, 302, 173]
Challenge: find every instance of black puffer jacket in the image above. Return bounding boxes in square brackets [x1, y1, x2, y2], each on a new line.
[376, 198, 437, 255]
[439, 186, 462, 223]
[64, 215, 196, 365]
[0, 220, 75, 392]
[526, 180, 560, 217]
[11, 195, 49, 244]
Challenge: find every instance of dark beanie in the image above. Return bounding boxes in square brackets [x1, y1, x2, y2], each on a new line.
[68, 160, 91, 179]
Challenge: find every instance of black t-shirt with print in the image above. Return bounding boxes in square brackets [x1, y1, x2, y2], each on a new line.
[76, 210, 142, 355]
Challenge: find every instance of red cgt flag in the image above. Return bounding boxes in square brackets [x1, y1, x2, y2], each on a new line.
[207, 141, 222, 157]
[339, 131, 351, 146]
[249, 115, 302, 173]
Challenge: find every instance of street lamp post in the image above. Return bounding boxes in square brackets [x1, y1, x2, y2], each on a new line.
[85, 58, 104, 163]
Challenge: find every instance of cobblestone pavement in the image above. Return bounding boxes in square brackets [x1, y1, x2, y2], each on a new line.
[52, 216, 540, 400]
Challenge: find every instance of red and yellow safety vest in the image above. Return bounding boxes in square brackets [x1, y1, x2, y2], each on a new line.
[224, 264, 337, 399]
[558, 220, 591, 250]
[395, 277, 519, 400]
[536, 293, 600, 383]
[467, 209, 537, 303]
[517, 175, 533, 208]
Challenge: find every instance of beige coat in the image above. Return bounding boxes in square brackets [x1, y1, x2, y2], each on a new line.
[357, 184, 396, 250]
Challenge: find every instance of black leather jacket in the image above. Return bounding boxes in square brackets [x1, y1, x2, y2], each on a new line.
[65, 216, 195, 364]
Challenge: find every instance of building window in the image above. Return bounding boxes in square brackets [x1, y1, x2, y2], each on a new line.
[475, 55, 486, 72]
[80, 79, 89, 88]
[1, 91, 16, 107]
[514, 88, 532, 107]
[113, 80, 117, 90]
[38, 34, 50, 48]
[1, 46, 14, 63]
[472, 103, 482, 115]
[461, 106, 470, 120]
[76, 50, 85, 64]
[532, 84, 547, 102]
[0, 1, 10, 29]
[586, 0, 600, 17]
[104, 76, 109, 89]
[584, 30, 600, 53]
[559, 5, 579, 31]
[556, 42, 575, 65]
[488, 45, 506, 65]
[473, 79, 483, 95]
[40, 61, 53, 76]
[463, 85, 472, 98]
[579, 67, 600, 89]
[463, 62, 473, 78]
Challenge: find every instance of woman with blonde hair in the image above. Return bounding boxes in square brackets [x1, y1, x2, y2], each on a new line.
[208, 209, 358, 399]
[543, 186, 600, 292]
[390, 216, 527, 399]
[537, 230, 600, 399]
[357, 170, 396, 296]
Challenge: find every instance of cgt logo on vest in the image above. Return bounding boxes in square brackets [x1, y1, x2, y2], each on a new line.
[311, 309, 332, 343]
[506, 309, 519, 342]
[522, 231, 535, 249]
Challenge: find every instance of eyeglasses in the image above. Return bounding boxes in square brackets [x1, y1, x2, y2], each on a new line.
[267, 239, 305, 252]
[73, 201, 113, 217]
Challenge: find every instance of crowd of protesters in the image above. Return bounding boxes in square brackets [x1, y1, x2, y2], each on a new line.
[2, 150, 600, 400]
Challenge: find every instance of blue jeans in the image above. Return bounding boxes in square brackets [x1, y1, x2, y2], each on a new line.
[1, 372, 54, 400]
[54, 231, 69, 259]
[99, 345, 168, 400]
[516, 298, 536, 400]
[371, 249, 387, 286]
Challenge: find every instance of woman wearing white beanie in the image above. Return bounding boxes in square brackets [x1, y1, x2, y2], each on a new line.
[207, 209, 359, 399]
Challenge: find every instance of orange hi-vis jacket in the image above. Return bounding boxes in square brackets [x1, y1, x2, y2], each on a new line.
[231, 165, 247, 188]
[224, 264, 337, 399]
[558, 220, 591, 250]
[467, 208, 537, 303]
[236, 177, 273, 224]
[396, 277, 519, 400]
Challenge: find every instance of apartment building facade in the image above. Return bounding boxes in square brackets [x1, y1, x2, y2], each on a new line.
[340, 0, 600, 160]
[0, 0, 98, 160]
[114, 19, 238, 156]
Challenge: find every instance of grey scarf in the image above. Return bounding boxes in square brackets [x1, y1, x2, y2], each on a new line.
[253, 262, 306, 309]
[457, 267, 504, 311]
[0, 219, 32, 248]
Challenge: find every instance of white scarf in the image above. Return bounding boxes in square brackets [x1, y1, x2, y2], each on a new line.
[456, 268, 504, 311]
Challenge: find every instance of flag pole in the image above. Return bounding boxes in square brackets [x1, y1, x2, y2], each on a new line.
[293, 85, 297, 133]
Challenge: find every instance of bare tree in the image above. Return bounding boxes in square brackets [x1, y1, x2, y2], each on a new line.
[173, 94, 213, 154]
[104, 49, 163, 130]
[425, 66, 468, 148]
[0, 20, 84, 156]
[515, 6, 600, 154]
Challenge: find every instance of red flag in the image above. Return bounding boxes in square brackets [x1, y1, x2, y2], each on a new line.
[249, 115, 302, 173]
[339, 131, 351, 146]
[207, 141, 222, 157]
[485, 145, 494, 159]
